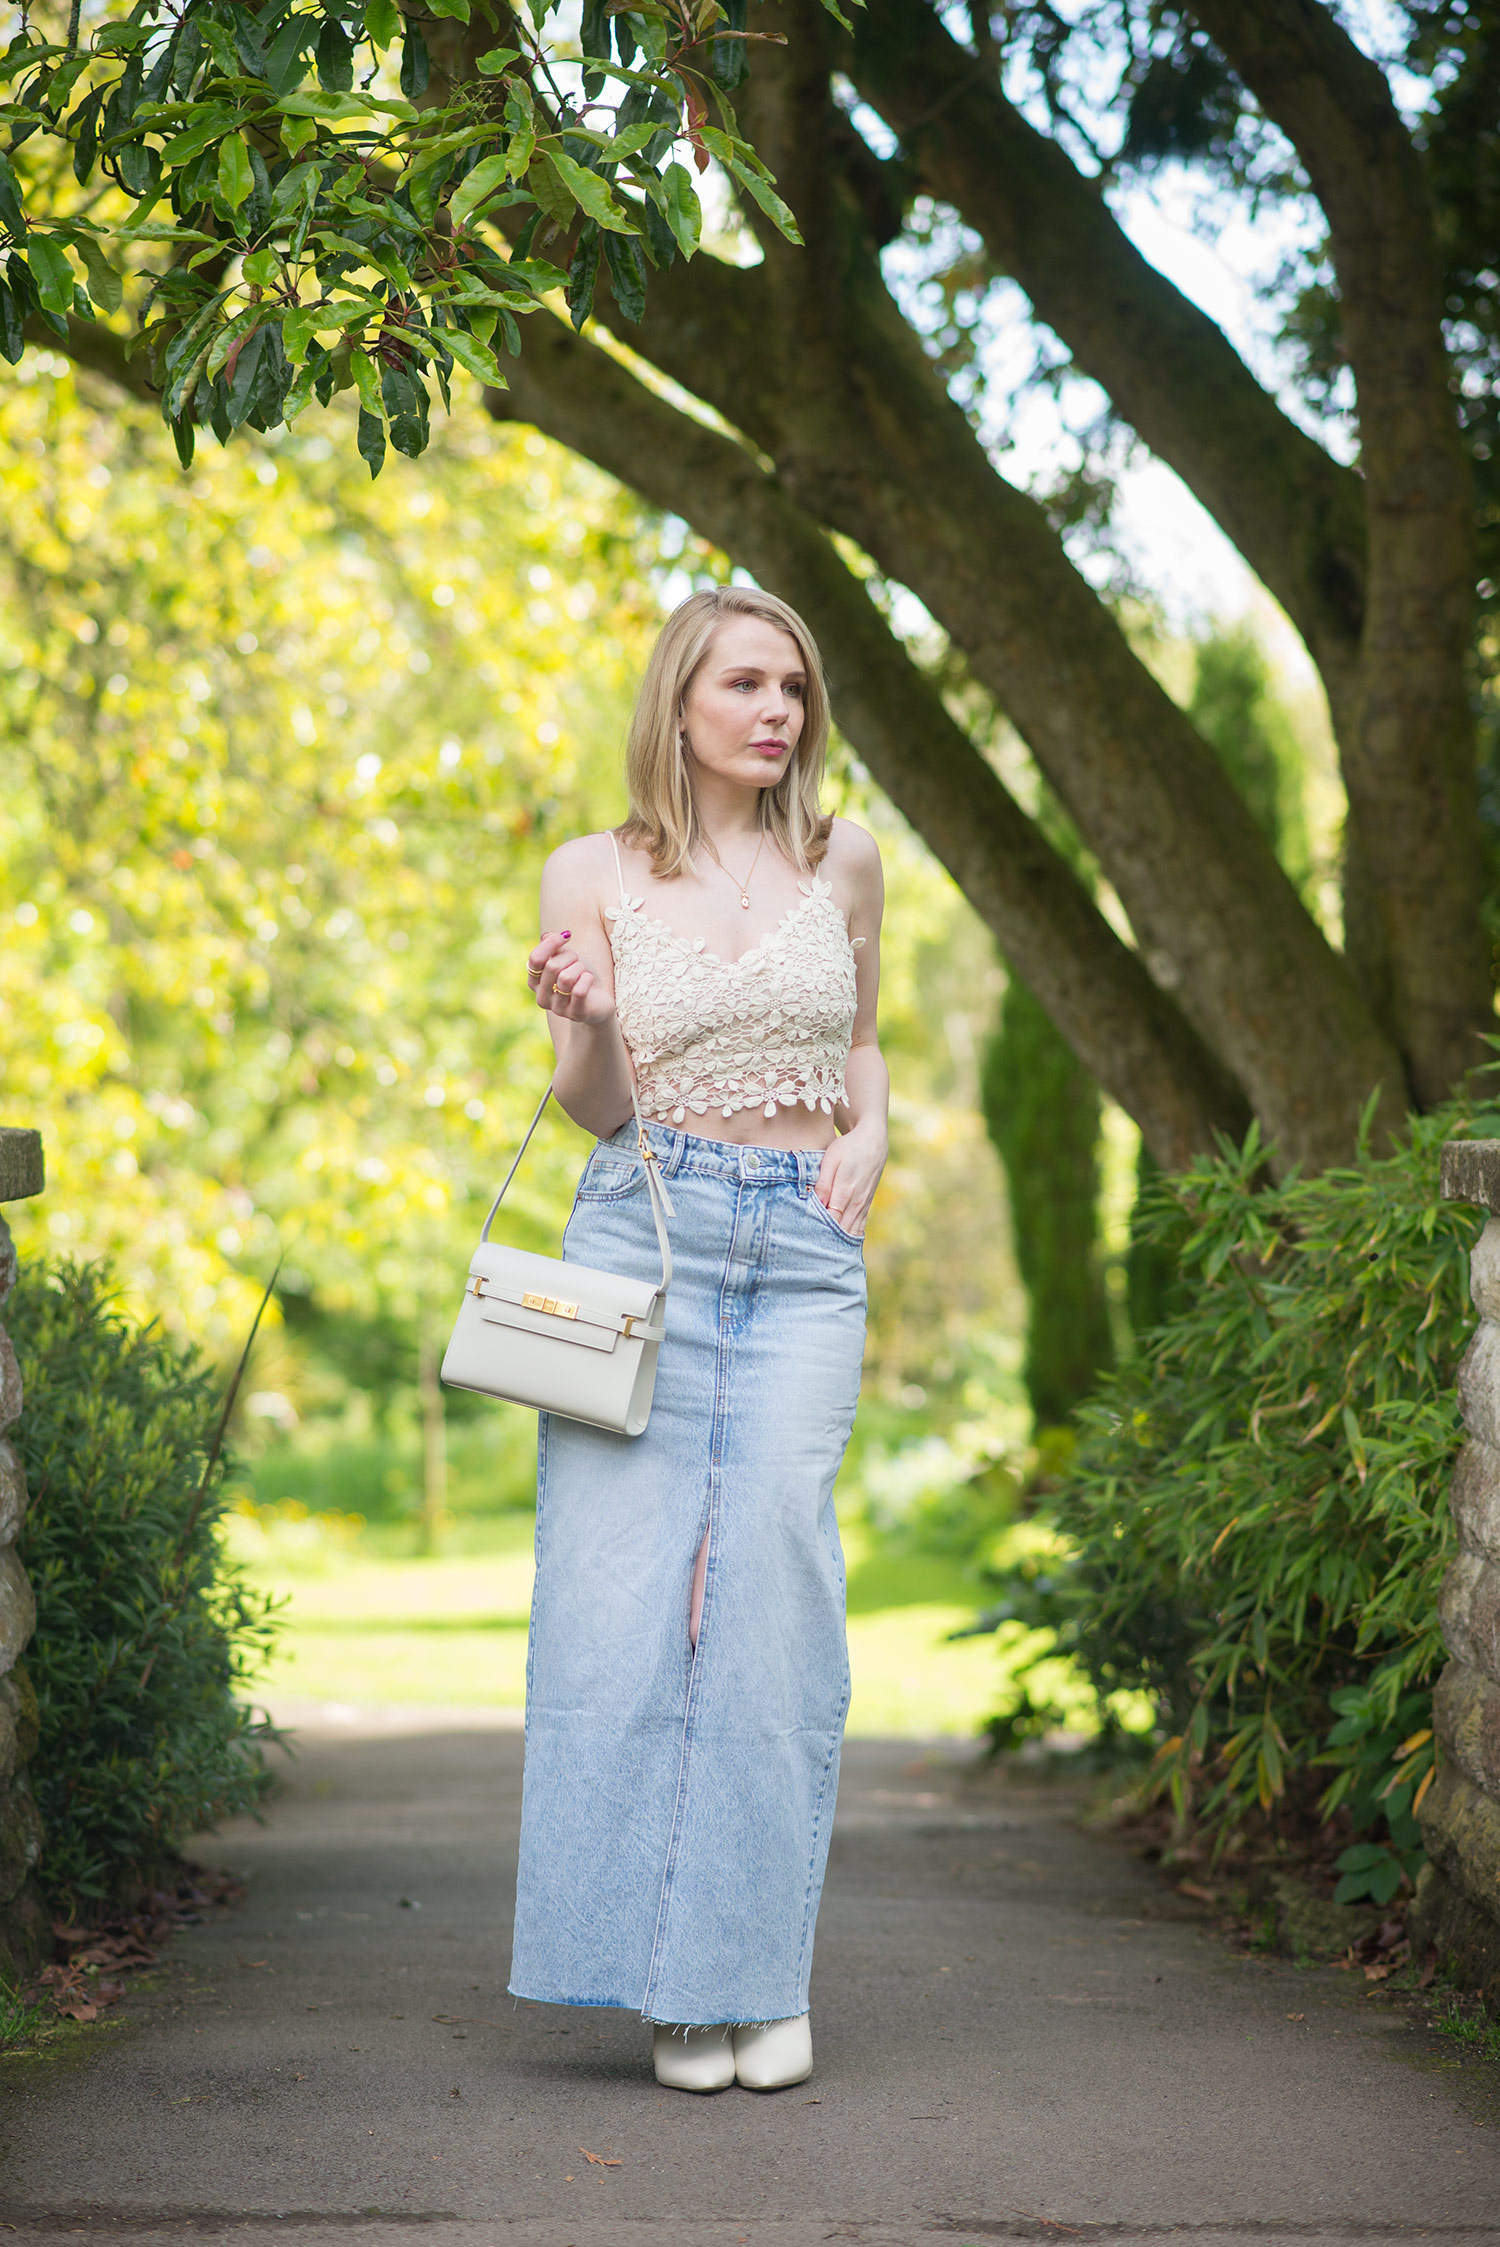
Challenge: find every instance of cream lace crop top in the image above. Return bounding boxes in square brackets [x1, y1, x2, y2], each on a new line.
[605, 830, 862, 1124]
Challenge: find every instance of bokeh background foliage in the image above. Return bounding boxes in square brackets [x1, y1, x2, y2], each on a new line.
[2, 348, 1036, 1782]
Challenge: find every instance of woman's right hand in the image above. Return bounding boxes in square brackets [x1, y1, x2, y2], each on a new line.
[527, 929, 617, 1027]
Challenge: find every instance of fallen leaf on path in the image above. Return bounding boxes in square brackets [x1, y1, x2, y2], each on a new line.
[1286, 2013, 1305, 2022]
[580, 2147, 621, 2167]
[1175, 1881, 1217, 1903]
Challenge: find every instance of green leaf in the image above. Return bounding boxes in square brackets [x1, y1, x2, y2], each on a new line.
[602, 230, 645, 323]
[1368, 1855, 1403, 1905]
[660, 162, 701, 259]
[476, 46, 521, 74]
[298, 298, 381, 336]
[356, 402, 385, 477]
[77, 236, 124, 314]
[0, 148, 28, 238]
[280, 304, 320, 364]
[281, 354, 319, 423]
[526, 155, 576, 235]
[281, 113, 318, 160]
[427, 0, 472, 18]
[217, 134, 254, 213]
[718, 148, 802, 244]
[316, 17, 355, 94]
[26, 234, 74, 318]
[348, 347, 384, 417]
[276, 89, 414, 121]
[504, 257, 570, 297]
[449, 154, 511, 229]
[399, 23, 430, 99]
[364, 0, 400, 50]
[241, 247, 280, 289]
[437, 322, 505, 387]
[206, 306, 259, 382]
[265, 14, 310, 94]
[0, 271, 24, 363]
[159, 107, 241, 172]
[567, 219, 600, 330]
[546, 148, 632, 234]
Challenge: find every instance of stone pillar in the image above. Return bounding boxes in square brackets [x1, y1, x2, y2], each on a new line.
[1414, 1140, 1500, 2005]
[0, 1128, 47, 1977]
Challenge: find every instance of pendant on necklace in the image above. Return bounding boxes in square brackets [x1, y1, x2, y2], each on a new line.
[739, 894, 750, 909]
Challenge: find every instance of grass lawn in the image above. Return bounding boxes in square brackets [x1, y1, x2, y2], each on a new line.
[232, 1507, 1016, 1738]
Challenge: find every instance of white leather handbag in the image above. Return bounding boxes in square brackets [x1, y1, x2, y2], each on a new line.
[440, 1077, 674, 1437]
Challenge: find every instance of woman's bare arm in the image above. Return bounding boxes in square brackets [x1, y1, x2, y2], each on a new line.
[819, 821, 889, 1235]
[528, 835, 635, 1139]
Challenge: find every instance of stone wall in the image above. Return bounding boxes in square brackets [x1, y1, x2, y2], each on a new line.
[0, 1128, 47, 1978]
[1414, 1140, 1500, 2005]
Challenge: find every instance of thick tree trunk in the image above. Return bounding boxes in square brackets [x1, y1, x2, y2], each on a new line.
[1188, 0, 1490, 1105]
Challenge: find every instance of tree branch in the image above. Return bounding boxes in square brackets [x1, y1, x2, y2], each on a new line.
[845, 0, 1369, 724]
[605, 8, 1408, 1166]
[1186, 0, 1490, 1104]
[482, 312, 1252, 1167]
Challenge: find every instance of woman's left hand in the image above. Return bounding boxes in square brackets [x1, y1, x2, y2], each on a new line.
[815, 1122, 887, 1240]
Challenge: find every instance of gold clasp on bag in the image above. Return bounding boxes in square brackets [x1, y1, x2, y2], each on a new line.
[522, 1290, 578, 1319]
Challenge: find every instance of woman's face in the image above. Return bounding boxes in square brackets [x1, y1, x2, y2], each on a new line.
[680, 616, 806, 794]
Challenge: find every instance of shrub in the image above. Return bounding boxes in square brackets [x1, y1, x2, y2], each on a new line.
[985, 1097, 1493, 1857]
[9, 1262, 280, 1910]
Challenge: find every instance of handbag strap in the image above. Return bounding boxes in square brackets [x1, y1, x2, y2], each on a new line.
[479, 1029, 674, 1294]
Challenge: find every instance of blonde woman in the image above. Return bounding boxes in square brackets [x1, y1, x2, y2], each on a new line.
[509, 586, 887, 2092]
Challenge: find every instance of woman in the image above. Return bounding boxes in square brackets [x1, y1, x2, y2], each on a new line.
[510, 585, 887, 2094]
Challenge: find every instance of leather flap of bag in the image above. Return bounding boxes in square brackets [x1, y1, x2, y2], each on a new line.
[479, 1295, 620, 1352]
[466, 1241, 660, 1339]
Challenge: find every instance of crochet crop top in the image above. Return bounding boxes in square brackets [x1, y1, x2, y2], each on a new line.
[605, 830, 862, 1124]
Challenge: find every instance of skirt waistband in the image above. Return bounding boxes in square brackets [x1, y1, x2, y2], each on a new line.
[605, 1118, 826, 1188]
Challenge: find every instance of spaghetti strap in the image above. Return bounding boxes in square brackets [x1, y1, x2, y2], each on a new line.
[608, 827, 628, 902]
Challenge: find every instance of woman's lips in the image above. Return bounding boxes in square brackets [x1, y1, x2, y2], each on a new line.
[752, 739, 789, 753]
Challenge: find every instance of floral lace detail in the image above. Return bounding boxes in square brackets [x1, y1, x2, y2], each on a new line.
[607, 872, 861, 1124]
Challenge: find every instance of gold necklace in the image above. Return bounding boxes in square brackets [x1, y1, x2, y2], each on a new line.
[703, 828, 767, 909]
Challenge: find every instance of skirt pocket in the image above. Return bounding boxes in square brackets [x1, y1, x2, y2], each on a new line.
[798, 1181, 865, 1249]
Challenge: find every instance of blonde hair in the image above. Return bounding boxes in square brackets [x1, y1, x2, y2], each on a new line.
[620, 586, 832, 879]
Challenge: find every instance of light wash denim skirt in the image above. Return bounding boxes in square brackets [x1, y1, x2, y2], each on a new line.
[508, 1120, 866, 2027]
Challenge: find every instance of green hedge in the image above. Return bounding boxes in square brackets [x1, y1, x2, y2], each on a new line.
[10, 1263, 279, 1909]
[988, 1098, 1491, 1880]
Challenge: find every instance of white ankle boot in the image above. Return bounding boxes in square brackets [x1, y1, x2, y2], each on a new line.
[732, 2013, 812, 2090]
[652, 2023, 736, 2092]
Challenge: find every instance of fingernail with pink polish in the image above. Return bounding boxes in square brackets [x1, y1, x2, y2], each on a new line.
[560, 929, 571, 938]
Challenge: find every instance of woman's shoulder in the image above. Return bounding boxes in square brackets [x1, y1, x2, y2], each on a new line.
[543, 829, 625, 885]
[822, 816, 882, 879]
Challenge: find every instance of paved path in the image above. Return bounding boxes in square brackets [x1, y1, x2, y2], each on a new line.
[3, 1717, 1499, 2246]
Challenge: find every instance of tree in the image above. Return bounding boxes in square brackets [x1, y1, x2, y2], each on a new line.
[980, 973, 1112, 1431]
[11, 0, 1499, 1173]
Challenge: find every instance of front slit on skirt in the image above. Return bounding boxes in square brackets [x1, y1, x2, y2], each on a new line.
[507, 1122, 866, 2027]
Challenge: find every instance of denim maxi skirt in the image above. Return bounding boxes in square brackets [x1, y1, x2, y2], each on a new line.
[508, 1120, 867, 2027]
